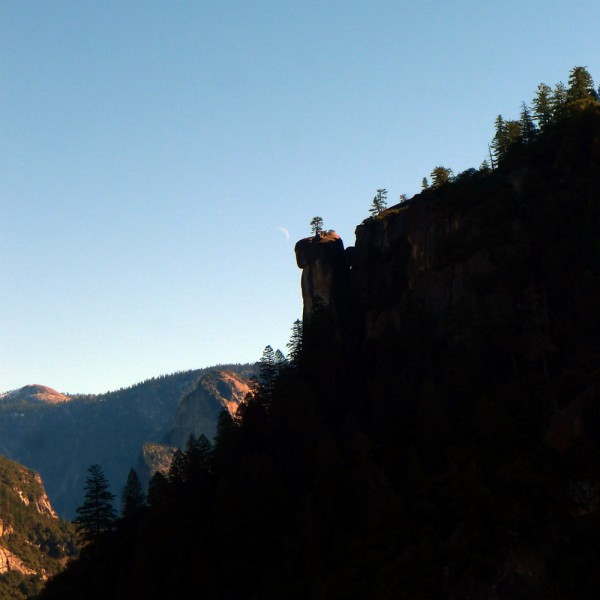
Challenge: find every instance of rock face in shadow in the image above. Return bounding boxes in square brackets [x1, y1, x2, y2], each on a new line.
[295, 198, 515, 352]
[294, 104, 600, 466]
[351, 198, 498, 344]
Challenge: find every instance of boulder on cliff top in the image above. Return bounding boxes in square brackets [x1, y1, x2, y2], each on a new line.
[294, 231, 345, 269]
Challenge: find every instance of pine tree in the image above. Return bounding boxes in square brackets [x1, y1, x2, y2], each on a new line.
[147, 471, 169, 510]
[519, 101, 538, 143]
[532, 83, 553, 130]
[121, 468, 145, 518]
[479, 159, 491, 173]
[430, 166, 453, 188]
[567, 66, 597, 101]
[310, 216, 324, 236]
[369, 189, 388, 216]
[551, 82, 567, 118]
[286, 319, 303, 367]
[259, 345, 277, 399]
[399, 193, 408, 203]
[421, 177, 429, 190]
[274, 349, 288, 372]
[184, 434, 212, 486]
[491, 115, 509, 164]
[74, 464, 117, 544]
[506, 120, 522, 146]
[213, 408, 238, 472]
[168, 449, 187, 486]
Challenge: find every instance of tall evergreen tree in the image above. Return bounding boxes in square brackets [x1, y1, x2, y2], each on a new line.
[519, 101, 538, 143]
[286, 319, 304, 367]
[168, 449, 187, 486]
[551, 82, 568, 118]
[491, 115, 509, 163]
[74, 464, 117, 544]
[274, 349, 288, 371]
[121, 468, 145, 518]
[184, 434, 212, 488]
[147, 471, 169, 510]
[506, 120, 522, 146]
[212, 408, 238, 472]
[567, 66, 597, 101]
[421, 177, 429, 190]
[479, 159, 491, 173]
[532, 83, 553, 130]
[259, 345, 277, 399]
[430, 166, 453, 188]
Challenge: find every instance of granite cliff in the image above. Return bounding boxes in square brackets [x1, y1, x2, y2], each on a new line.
[286, 103, 600, 596]
[168, 369, 250, 448]
[136, 369, 251, 486]
[296, 103, 600, 407]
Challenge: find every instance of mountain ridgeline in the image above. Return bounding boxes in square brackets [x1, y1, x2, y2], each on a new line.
[37, 71, 600, 598]
[0, 366, 252, 518]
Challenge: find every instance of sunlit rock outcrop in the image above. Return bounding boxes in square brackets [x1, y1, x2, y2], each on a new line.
[135, 441, 177, 489]
[0, 454, 75, 585]
[0, 547, 36, 576]
[169, 370, 250, 448]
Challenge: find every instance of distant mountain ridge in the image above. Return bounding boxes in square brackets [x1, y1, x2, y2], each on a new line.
[0, 385, 71, 405]
[0, 364, 254, 518]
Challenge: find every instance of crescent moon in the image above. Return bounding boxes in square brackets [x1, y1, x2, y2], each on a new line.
[277, 226, 290, 242]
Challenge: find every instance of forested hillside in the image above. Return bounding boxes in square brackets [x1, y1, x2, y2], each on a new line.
[37, 67, 600, 599]
[0, 456, 76, 600]
[0, 364, 252, 517]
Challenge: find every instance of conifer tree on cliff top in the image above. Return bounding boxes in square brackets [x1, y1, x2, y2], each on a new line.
[310, 216, 324, 236]
[369, 188, 388, 215]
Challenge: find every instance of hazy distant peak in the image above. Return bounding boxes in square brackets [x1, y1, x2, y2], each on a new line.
[0, 384, 71, 405]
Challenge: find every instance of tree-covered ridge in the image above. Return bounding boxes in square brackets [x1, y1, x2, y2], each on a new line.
[0, 456, 77, 600]
[489, 66, 598, 166]
[368, 66, 599, 212]
[37, 70, 600, 599]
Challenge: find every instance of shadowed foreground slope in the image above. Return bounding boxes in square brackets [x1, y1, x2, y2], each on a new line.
[37, 101, 600, 599]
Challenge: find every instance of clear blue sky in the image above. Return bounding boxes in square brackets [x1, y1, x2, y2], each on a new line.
[2, 1, 599, 394]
